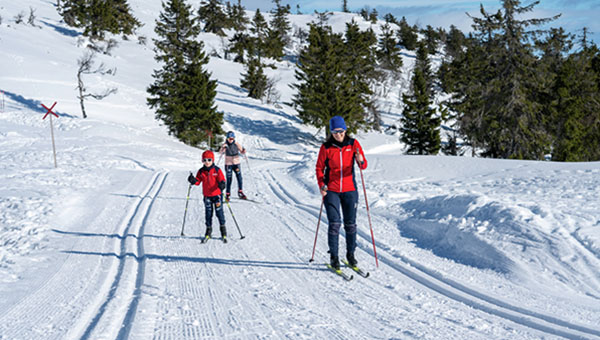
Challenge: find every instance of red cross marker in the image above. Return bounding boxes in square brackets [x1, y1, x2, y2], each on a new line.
[41, 101, 59, 168]
[42, 101, 58, 120]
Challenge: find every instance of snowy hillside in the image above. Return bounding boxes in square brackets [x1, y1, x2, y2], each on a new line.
[1, 1, 600, 339]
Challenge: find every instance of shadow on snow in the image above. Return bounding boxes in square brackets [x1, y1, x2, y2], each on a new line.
[398, 195, 516, 274]
[3, 90, 77, 118]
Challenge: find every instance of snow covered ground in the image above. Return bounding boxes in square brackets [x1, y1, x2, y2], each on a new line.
[1, 1, 599, 339]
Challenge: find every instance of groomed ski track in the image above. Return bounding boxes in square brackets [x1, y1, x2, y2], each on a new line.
[1, 161, 599, 339]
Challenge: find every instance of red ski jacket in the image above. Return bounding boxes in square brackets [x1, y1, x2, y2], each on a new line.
[316, 137, 367, 193]
[192, 165, 225, 197]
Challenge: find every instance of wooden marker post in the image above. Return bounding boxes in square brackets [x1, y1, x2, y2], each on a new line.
[41, 102, 59, 168]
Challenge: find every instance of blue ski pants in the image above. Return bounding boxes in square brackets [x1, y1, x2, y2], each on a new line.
[204, 195, 226, 227]
[225, 164, 243, 194]
[324, 190, 358, 258]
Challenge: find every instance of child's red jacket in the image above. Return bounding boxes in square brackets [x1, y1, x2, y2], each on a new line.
[192, 165, 225, 197]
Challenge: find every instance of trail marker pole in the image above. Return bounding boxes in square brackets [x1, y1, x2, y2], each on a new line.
[42, 101, 59, 168]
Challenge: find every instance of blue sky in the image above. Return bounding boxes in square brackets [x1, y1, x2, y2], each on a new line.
[241, 0, 599, 46]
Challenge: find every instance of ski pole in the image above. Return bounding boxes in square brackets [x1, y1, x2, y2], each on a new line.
[216, 152, 223, 166]
[357, 159, 379, 268]
[224, 195, 245, 239]
[181, 182, 192, 236]
[309, 198, 325, 263]
[243, 153, 253, 173]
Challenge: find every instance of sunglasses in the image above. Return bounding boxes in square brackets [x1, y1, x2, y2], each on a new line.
[202, 158, 212, 162]
[331, 129, 346, 135]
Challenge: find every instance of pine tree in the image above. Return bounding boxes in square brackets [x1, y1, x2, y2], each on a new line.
[229, 31, 251, 63]
[400, 42, 441, 155]
[342, 0, 349, 13]
[228, 0, 248, 31]
[444, 25, 466, 60]
[447, 0, 559, 159]
[266, 0, 291, 60]
[240, 49, 268, 99]
[376, 23, 403, 73]
[59, 0, 141, 40]
[198, 0, 228, 36]
[397, 16, 418, 50]
[292, 23, 376, 135]
[249, 9, 269, 59]
[292, 24, 346, 133]
[147, 0, 223, 147]
[422, 25, 440, 54]
[343, 21, 378, 128]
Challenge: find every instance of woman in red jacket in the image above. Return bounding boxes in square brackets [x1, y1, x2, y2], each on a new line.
[315, 116, 367, 270]
[188, 150, 228, 243]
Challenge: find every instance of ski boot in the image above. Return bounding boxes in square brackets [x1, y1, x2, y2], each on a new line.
[346, 252, 358, 267]
[330, 255, 340, 270]
[238, 190, 247, 200]
[225, 192, 231, 202]
[202, 227, 212, 243]
[220, 225, 228, 243]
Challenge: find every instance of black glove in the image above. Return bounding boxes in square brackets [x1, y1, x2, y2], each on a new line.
[188, 173, 197, 185]
[218, 181, 226, 190]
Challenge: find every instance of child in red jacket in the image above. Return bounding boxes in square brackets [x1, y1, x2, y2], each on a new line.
[188, 150, 228, 243]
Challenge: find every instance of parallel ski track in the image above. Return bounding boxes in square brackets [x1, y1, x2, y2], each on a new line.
[78, 171, 167, 340]
[264, 168, 600, 340]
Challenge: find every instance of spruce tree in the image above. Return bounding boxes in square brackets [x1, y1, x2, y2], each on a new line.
[249, 9, 269, 59]
[240, 49, 268, 99]
[397, 16, 418, 50]
[147, 0, 223, 147]
[198, 0, 228, 36]
[376, 23, 403, 73]
[444, 25, 466, 60]
[342, 0, 349, 13]
[229, 31, 251, 63]
[343, 21, 378, 128]
[292, 23, 376, 135]
[59, 0, 141, 40]
[228, 0, 248, 31]
[447, 0, 559, 159]
[292, 24, 346, 134]
[400, 42, 441, 155]
[267, 0, 291, 60]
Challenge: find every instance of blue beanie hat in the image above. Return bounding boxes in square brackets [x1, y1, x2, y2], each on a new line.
[329, 116, 347, 131]
[226, 131, 235, 138]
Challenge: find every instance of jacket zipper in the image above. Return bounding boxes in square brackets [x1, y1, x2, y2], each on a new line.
[338, 146, 343, 192]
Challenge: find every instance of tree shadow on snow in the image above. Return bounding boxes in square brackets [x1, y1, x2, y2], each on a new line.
[224, 114, 315, 146]
[3, 90, 77, 118]
[40, 20, 80, 37]
[398, 195, 515, 274]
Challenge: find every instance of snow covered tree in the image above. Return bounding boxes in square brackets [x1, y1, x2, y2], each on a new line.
[147, 0, 223, 147]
